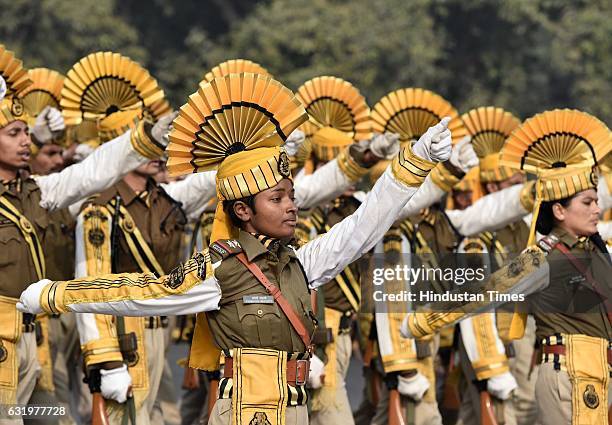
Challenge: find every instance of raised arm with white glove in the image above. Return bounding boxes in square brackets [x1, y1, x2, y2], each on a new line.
[31, 106, 65, 144]
[34, 116, 172, 212]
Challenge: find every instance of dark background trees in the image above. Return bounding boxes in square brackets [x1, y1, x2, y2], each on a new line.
[1, 0, 609, 122]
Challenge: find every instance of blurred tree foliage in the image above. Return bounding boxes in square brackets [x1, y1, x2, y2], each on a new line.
[0, 0, 609, 122]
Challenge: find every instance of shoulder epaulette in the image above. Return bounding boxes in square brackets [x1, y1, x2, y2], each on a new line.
[536, 234, 559, 254]
[209, 239, 243, 259]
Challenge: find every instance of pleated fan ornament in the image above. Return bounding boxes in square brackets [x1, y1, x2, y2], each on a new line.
[0, 44, 31, 97]
[296, 76, 371, 162]
[371, 88, 467, 145]
[0, 45, 32, 128]
[60, 51, 166, 139]
[461, 106, 521, 182]
[19, 68, 65, 119]
[499, 108, 612, 244]
[202, 59, 270, 84]
[167, 72, 307, 176]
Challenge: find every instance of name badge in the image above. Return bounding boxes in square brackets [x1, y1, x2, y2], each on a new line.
[243, 295, 274, 304]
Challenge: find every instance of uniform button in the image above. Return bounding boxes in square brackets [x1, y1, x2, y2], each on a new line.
[257, 309, 263, 316]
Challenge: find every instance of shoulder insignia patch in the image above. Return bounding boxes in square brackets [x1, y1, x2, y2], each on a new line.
[209, 239, 242, 259]
[537, 234, 559, 253]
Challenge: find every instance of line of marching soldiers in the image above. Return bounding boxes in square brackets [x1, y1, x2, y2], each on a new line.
[1, 43, 612, 425]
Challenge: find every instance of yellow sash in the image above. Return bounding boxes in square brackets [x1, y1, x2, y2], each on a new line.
[565, 334, 609, 425]
[231, 348, 288, 425]
[0, 296, 21, 404]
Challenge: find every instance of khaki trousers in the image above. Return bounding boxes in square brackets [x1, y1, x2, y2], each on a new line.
[509, 316, 538, 425]
[370, 384, 442, 425]
[535, 362, 610, 425]
[309, 332, 354, 425]
[0, 332, 40, 425]
[179, 372, 210, 425]
[207, 399, 308, 425]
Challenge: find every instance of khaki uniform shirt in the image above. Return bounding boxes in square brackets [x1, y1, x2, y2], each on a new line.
[207, 231, 316, 353]
[44, 208, 76, 281]
[530, 227, 612, 341]
[89, 179, 186, 275]
[0, 177, 48, 298]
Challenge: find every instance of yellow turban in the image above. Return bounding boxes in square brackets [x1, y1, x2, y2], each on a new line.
[0, 96, 29, 129]
[210, 146, 292, 243]
[97, 109, 141, 143]
[311, 126, 353, 162]
[479, 153, 520, 183]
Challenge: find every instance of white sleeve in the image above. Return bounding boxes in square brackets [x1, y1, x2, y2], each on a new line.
[459, 314, 508, 371]
[297, 168, 418, 288]
[161, 171, 217, 220]
[445, 184, 528, 237]
[598, 177, 612, 213]
[598, 221, 612, 241]
[397, 176, 446, 219]
[34, 130, 147, 211]
[293, 159, 352, 209]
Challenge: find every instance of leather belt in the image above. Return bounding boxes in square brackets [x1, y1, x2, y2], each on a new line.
[145, 316, 169, 329]
[22, 313, 36, 333]
[223, 357, 309, 387]
[542, 344, 612, 366]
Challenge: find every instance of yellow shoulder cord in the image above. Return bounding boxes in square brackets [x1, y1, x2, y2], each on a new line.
[0, 195, 45, 279]
[106, 198, 165, 277]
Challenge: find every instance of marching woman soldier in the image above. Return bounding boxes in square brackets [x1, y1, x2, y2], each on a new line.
[17, 72, 452, 425]
[401, 109, 612, 425]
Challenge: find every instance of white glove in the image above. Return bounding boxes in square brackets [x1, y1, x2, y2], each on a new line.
[411, 117, 452, 162]
[100, 364, 132, 403]
[369, 132, 400, 160]
[397, 372, 430, 401]
[152, 111, 179, 148]
[31, 106, 65, 144]
[0, 75, 6, 102]
[72, 143, 96, 162]
[16, 279, 51, 314]
[284, 129, 305, 157]
[307, 354, 325, 390]
[449, 135, 478, 173]
[487, 371, 517, 401]
[400, 314, 413, 339]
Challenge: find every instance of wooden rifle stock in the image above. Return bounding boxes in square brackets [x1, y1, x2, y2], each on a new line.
[182, 366, 200, 390]
[388, 388, 406, 425]
[207, 377, 219, 417]
[442, 351, 461, 410]
[92, 392, 110, 425]
[479, 391, 498, 425]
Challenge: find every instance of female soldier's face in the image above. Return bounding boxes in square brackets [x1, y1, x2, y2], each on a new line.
[553, 189, 600, 237]
[234, 179, 298, 239]
[0, 121, 31, 172]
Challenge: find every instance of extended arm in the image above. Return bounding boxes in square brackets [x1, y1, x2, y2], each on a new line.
[298, 146, 436, 288]
[34, 123, 162, 211]
[162, 171, 217, 220]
